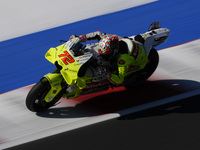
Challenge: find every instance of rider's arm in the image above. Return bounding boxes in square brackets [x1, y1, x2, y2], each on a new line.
[108, 54, 135, 86]
[108, 66, 127, 86]
[70, 31, 105, 42]
[82, 31, 105, 41]
[108, 55, 131, 86]
[71, 31, 119, 42]
[83, 32, 124, 41]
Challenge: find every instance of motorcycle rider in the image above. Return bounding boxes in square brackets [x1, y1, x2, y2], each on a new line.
[65, 32, 148, 99]
[70, 32, 149, 86]
[66, 22, 170, 98]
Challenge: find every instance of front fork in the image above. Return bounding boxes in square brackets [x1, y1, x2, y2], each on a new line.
[42, 73, 66, 103]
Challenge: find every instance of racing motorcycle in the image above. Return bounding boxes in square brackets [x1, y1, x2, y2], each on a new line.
[26, 22, 170, 112]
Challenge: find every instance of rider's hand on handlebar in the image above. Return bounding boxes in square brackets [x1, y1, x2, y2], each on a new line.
[69, 34, 78, 40]
[80, 34, 86, 42]
[69, 34, 86, 42]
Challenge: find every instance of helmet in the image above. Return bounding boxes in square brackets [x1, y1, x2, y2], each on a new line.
[98, 35, 119, 60]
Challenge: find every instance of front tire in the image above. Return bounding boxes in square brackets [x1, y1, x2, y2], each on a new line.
[26, 80, 63, 112]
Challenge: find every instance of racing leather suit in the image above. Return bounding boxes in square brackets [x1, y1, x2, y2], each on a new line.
[80, 31, 148, 86]
[65, 31, 148, 99]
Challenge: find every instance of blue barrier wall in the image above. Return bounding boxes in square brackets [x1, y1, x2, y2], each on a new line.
[0, 0, 200, 93]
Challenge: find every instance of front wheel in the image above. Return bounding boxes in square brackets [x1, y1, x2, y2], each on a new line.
[26, 80, 63, 112]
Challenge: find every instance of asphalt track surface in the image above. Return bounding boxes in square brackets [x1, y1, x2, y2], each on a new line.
[6, 94, 200, 150]
[1, 0, 200, 149]
[3, 40, 200, 149]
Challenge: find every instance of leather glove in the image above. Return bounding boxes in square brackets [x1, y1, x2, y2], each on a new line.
[80, 34, 87, 42]
[69, 34, 78, 40]
[69, 34, 87, 42]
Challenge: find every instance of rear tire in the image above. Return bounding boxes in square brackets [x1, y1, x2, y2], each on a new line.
[139, 48, 159, 80]
[124, 48, 159, 88]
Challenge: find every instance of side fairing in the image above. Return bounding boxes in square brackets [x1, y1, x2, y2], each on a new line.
[45, 41, 93, 85]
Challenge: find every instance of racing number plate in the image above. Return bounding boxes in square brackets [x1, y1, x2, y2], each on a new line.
[58, 51, 75, 65]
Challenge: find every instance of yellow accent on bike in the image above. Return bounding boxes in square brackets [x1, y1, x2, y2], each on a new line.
[45, 44, 82, 86]
[43, 73, 63, 102]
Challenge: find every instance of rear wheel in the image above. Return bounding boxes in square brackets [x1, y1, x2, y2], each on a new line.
[124, 48, 159, 88]
[26, 79, 63, 112]
[139, 48, 159, 80]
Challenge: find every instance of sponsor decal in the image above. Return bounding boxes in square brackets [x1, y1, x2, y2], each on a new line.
[48, 96, 53, 102]
[53, 90, 57, 94]
[84, 80, 110, 90]
[119, 59, 125, 65]
[54, 83, 59, 86]
[65, 68, 77, 72]
[130, 42, 138, 59]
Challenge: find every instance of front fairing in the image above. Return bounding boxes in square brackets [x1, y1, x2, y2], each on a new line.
[45, 39, 93, 85]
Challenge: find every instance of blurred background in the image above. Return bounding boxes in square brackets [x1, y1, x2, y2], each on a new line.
[0, 0, 200, 149]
